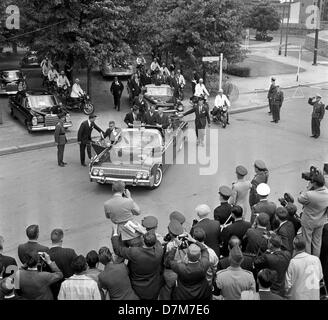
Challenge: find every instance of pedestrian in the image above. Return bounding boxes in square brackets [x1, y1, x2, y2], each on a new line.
[228, 165, 252, 221]
[298, 172, 328, 256]
[215, 245, 256, 300]
[77, 114, 104, 167]
[271, 85, 284, 123]
[308, 94, 325, 138]
[267, 77, 276, 114]
[285, 235, 323, 300]
[181, 96, 210, 146]
[214, 186, 233, 226]
[0, 236, 17, 278]
[257, 269, 284, 300]
[214, 89, 231, 125]
[58, 255, 101, 300]
[191, 70, 200, 96]
[110, 76, 124, 111]
[54, 113, 67, 167]
[85, 250, 101, 283]
[249, 160, 269, 207]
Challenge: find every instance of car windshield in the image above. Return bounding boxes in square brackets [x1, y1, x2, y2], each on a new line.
[145, 86, 172, 96]
[27, 95, 58, 110]
[1, 70, 20, 81]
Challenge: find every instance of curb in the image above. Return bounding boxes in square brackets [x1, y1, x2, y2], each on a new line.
[0, 103, 269, 157]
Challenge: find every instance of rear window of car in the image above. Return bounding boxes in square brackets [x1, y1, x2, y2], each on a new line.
[27, 95, 58, 110]
[146, 86, 172, 96]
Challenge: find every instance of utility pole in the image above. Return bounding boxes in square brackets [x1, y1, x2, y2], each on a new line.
[279, 3, 286, 55]
[313, 0, 322, 65]
[284, 0, 291, 57]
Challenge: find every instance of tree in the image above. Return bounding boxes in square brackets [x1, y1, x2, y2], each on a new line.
[245, 2, 281, 39]
[18, 0, 131, 94]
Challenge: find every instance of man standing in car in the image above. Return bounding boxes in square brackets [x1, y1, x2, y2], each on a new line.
[54, 113, 67, 167]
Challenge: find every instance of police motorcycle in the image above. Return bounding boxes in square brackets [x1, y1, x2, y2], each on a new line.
[211, 104, 228, 128]
[63, 92, 95, 115]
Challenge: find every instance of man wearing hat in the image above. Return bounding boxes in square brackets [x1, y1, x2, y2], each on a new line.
[142, 216, 164, 244]
[77, 114, 104, 166]
[191, 204, 221, 258]
[229, 165, 252, 222]
[308, 94, 325, 138]
[169, 211, 186, 225]
[271, 85, 284, 123]
[249, 160, 269, 207]
[216, 245, 256, 300]
[54, 113, 68, 167]
[251, 183, 276, 229]
[214, 186, 233, 226]
[214, 88, 231, 125]
[298, 172, 328, 256]
[267, 77, 276, 114]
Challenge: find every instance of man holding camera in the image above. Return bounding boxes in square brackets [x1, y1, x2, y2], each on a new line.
[308, 94, 325, 139]
[298, 172, 328, 257]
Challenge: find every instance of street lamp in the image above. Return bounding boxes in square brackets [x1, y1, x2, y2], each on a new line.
[284, 0, 291, 57]
[313, 0, 322, 65]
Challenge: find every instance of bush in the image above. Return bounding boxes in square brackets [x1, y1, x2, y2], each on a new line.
[226, 65, 250, 77]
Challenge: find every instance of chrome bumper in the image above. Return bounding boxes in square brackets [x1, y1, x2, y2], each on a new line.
[0, 90, 18, 95]
[29, 122, 72, 132]
[90, 175, 154, 187]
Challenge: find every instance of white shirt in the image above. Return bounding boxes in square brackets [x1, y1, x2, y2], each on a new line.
[150, 61, 160, 71]
[214, 94, 231, 108]
[57, 75, 70, 87]
[194, 83, 209, 97]
[204, 244, 219, 287]
[71, 83, 84, 98]
[48, 69, 59, 81]
[178, 74, 186, 87]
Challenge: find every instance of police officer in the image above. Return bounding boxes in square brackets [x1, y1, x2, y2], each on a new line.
[54, 113, 67, 167]
[249, 160, 269, 207]
[142, 216, 164, 244]
[267, 77, 276, 114]
[271, 85, 284, 123]
[308, 94, 325, 138]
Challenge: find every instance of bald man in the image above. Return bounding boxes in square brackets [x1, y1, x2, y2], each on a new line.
[190, 204, 221, 258]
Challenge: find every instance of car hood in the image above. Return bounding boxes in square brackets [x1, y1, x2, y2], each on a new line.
[30, 106, 65, 116]
[144, 95, 174, 104]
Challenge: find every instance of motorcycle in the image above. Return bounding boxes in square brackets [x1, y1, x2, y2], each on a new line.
[64, 92, 95, 115]
[211, 105, 228, 128]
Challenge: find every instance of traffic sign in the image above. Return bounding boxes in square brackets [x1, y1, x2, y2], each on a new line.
[202, 56, 221, 62]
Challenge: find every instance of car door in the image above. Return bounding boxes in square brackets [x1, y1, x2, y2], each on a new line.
[162, 129, 177, 171]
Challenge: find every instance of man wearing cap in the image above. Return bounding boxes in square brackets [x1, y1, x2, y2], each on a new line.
[274, 207, 296, 253]
[267, 77, 276, 114]
[216, 245, 256, 300]
[54, 113, 68, 167]
[214, 186, 233, 226]
[169, 211, 186, 225]
[254, 234, 291, 297]
[308, 94, 325, 138]
[271, 85, 284, 123]
[229, 166, 252, 221]
[191, 204, 221, 258]
[249, 160, 269, 207]
[298, 172, 328, 256]
[142, 216, 164, 244]
[214, 88, 231, 125]
[77, 115, 104, 166]
[166, 233, 212, 300]
[251, 183, 276, 229]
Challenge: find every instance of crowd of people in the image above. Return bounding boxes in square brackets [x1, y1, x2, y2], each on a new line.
[1, 160, 328, 300]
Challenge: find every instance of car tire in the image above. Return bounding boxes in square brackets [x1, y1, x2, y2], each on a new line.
[150, 166, 163, 189]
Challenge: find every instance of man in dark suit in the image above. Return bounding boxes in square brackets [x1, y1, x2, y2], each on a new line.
[133, 93, 148, 118]
[77, 114, 104, 166]
[143, 105, 159, 126]
[274, 207, 296, 253]
[124, 107, 142, 128]
[54, 113, 67, 167]
[110, 76, 124, 111]
[48, 228, 77, 299]
[157, 109, 170, 129]
[182, 97, 210, 146]
[251, 183, 276, 229]
[112, 228, 163, 300]
[221, 205, 252, 257]
[249, 160, 269, 207]
[257, 269, 284, 300]
[214, 186, 233, 226]
[130, 74, 142, 99]
[18, 225, 49, 265]
[267, 77, 276, 114]
[190, 204, 221, 258]
[0, 236, 17, 278]
[254, 234, 291, 297]
[243, 213, 270, 255]
[103, 121, 121, 145]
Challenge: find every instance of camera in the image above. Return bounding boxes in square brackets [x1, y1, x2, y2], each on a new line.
[177, 234, 189, 250]
[301, 166, 320, 182]
[278, 193, 294, 207]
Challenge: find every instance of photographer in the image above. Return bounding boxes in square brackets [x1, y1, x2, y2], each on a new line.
[298, 171, 328, 256]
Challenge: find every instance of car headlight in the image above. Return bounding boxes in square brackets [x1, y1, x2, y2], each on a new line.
[98, 169, 104, 177]
[142, 172, 149, 179]
[136, 172, 142, 179]
[93, 169, 99, 176]
[32, 116, 37, 126]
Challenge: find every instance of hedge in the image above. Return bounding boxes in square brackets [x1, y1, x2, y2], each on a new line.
[226, 65, 251, 77]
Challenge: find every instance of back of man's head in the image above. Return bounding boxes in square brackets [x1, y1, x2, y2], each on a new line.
[269, 234, 282, 250]
[257, 269, 277, 289]
[26, 225, 39, 240]
[143, 232, 157, 247]
[231, 205, 243, 219]
[195, 204, 211, 219]
[293, 235, 306, 252]
[187, 244, 201, 262]
[98, 247, 112, 265]
[71, 255, 87, 274]
[86, 250, 99, 269]
[50, 228, 64, 244]
[228, 235, 241, 250]
[112, 180, 125, 194]
[257, 213, 269, 227]
[275, 207, 288, 222]
[26, 252, 39, 268]
[192, 227, 206, 243]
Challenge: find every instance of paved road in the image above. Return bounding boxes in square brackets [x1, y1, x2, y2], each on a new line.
[1, 93, 328, 261]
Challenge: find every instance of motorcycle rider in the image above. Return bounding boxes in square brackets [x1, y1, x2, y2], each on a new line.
[47, 65, 59, 88]
[213, 89, 231, 125]
[194, 78, 209, 100]
[41, 58, 52, 87]
[176, 69, 186, 100]
[71, 78, 85, 100]
[57, 71, 71, 95]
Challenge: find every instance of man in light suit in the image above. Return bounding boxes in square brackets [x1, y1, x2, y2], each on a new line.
[54, 113, 67, 167]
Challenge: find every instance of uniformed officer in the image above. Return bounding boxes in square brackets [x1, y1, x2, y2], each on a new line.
[308, 94, 325, 138]
[249, 160, 269, 207]
[54, 113, 67, 167]
[267, 77, 276, 114]
[142, 216, 164, 244]
[214, 186, 233, 226]
[169, 211, 186, 225]
[271, 85, 284, 123]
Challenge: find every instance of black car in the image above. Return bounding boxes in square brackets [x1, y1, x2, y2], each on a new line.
[20, 51, 40, 68]
[0, 69, 27, 95]
[8, 90, 72, 133]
